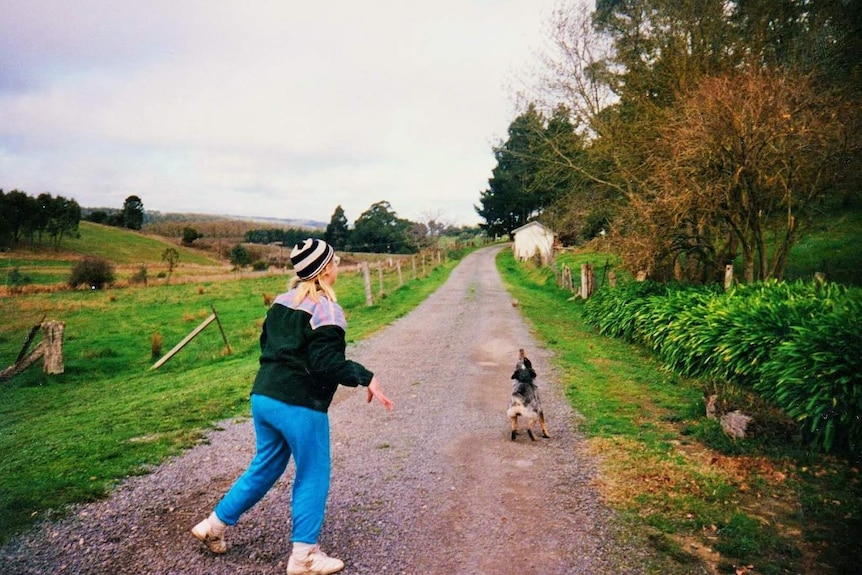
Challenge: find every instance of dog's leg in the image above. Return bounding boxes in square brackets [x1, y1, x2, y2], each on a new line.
[539, 412, 551, 438]
[527, 428, 536, 441]
[510, 414, 519, 441]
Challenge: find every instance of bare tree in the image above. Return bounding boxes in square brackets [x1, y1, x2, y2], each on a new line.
[518, 1, 616, 137]
[630, 68, 857, 282]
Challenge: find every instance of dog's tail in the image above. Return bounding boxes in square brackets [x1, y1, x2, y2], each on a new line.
[507, 397, 527, 419]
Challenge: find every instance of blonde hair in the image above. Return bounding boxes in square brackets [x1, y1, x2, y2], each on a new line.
[289, 261, 337, 303]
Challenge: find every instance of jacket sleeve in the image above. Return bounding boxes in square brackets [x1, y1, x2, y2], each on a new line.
[306, 324, 373, 387]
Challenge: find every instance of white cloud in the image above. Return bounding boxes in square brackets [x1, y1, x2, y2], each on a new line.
[0, 0, 562, 226]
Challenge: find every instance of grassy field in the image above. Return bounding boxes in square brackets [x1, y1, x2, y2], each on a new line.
[1, 221, 225, 288]
[0, 236, 463, 544]
[785, 208, 862, 285]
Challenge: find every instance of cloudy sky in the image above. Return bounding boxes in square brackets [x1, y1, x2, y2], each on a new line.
[0, 0, 562, 227]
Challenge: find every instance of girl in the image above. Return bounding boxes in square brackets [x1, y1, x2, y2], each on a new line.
[192, 238, 393, 575]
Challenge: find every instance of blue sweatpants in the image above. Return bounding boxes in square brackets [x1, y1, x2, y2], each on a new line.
[214, 394, 331, 544]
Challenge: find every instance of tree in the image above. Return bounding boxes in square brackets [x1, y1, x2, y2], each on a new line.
[475, 105, 548, 238]
[411, 210, 453, 249]
[122, 195, 144, 230]
[181, 227, 203, 246]
[0, 190, 11, 247]
[350, 201, 415, 253]
[44, 195, 81, 248]
[0, 190, 80, 248]
[161, 247, 180, 278]
[2, 190, 38, 245]
[229, 243, 251, 269]
[324, 205, 350, 250]
[477, 104, 590, 240]
[637, 69, 857, 282]
[86, 210, 109, 225]
[515, 0, 861, 279]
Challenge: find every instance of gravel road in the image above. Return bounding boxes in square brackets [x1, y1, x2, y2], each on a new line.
[1, 245, 689, 575]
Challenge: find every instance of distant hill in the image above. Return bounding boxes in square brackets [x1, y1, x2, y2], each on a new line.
[82, 207, 324, 230]
[142, 210, 326, 230]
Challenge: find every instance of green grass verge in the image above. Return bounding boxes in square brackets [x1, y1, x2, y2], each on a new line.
[496, 249, 861, 575]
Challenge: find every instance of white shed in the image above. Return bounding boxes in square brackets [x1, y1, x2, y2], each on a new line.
[512, 221, 555, 265]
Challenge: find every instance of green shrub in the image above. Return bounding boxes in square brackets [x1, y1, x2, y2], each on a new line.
[645, 286, 721, 377]
[69, 256, 115, 289]
[711, 281, 826, 383]
[582, 280, 668, 340]
[583, 279, 862, 452]
[757, 285, 862, 451]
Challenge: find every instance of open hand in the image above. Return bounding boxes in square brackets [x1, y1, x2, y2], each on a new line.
[366, 376, 394, 411]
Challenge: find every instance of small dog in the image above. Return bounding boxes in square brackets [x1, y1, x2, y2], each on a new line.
[507, 349, 550, 441]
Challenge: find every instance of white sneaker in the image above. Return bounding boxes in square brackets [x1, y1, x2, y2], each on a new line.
[191, 516, 227, 554]
[286, 545, 345, 575]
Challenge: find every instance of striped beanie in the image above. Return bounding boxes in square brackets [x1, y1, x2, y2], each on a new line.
[290, 238, 334, 280]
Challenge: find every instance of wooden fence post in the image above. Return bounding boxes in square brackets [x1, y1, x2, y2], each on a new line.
[396, 259, 403, 287]
[561, 265, 573, 292]
[42, 320, 65, 375]
[362, 262, 374, 306]
[724, 264, 734, 290]
[377, 261, 385, 296]
[210, 304, 232, 354]
[581, 263, 596, 299]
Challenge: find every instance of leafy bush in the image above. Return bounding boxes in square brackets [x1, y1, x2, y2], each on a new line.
[583, 279, 862, 452]
[640, 286, 721, 376]
[581, 280, 669, 340]
[69, 256, 115, 289]
[757, 285, 862, 451]
[181, 226, 203, 246]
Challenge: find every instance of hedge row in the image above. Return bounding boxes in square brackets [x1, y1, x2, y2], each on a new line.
[582, 280, 862, 452]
